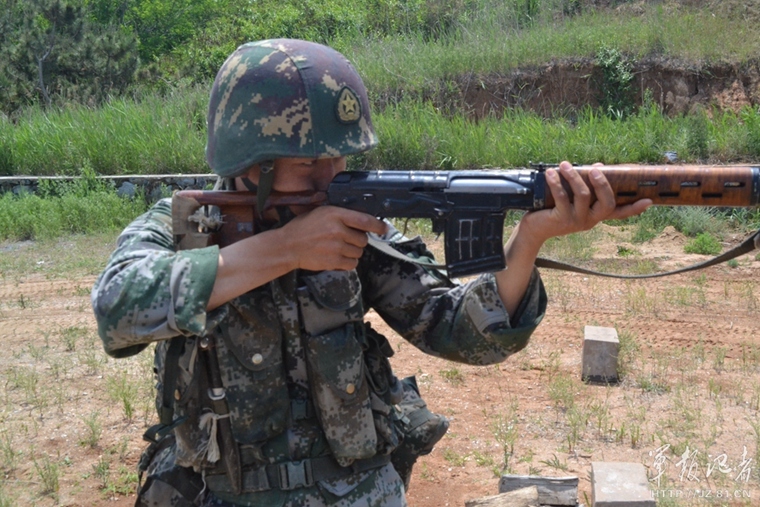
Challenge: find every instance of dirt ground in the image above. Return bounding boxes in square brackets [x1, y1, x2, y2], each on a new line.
[2, 224, 760, 506]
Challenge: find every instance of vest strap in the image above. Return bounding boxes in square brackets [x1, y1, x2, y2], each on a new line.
[204, 453, 391, 494]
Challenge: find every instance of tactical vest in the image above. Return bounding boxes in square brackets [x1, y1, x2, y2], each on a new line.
[147, 269, 408, 491]
[139, 181, 448, 498]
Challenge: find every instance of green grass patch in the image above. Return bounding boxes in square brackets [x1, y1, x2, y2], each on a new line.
[1, 88, 208, 177]
[0, 162, 148, 241]
[540, 229, 599, 263]
[684, 232, 722, 255]
[7, 92, 760, 176]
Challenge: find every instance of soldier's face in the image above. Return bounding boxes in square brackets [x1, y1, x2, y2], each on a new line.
[239, 156, 346, 193]
[237, 156, 347, 216]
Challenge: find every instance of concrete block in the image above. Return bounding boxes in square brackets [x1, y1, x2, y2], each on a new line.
[499, 475, 578, 505]
[582, 326, 619, 383]
[591, 462, 655, 507]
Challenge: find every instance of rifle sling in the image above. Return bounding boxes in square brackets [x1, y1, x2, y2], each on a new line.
[369, 229, 760, 280]
[535, 228, 760, 279]
[367, 236, 447, 271]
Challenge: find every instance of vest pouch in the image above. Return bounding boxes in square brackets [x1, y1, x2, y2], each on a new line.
[304, 322, 377, 464]
[154, 337, 214, 470]
[212, 292, 291, 444]
[363, 323, 404, 454]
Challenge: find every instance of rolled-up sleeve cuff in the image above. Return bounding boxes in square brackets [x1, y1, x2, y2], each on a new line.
[508, 268, 547, 330]
[469, 268, 547, 357]
[173, 245, 219, 336]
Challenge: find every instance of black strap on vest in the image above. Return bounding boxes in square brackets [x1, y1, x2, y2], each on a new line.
[142, 336, 187, 444]
[204, 453, 392, 494]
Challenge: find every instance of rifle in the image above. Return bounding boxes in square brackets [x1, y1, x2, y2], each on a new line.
[173, 164, 760, 278]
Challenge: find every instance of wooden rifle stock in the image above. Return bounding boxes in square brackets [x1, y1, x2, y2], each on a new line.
[544, 164, 760, 208]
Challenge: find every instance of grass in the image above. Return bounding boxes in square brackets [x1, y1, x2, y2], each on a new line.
[0, 160, 148, 243]
[8, 65, 760, 177]
[684, 232, 722, 255]
[3, 2, 760, 503]
[439, 366, 465, 385]
[350, 5, 760, 97]
[490, 400, 520, 471]
[1, 89, 208, 176]
[4, 2, 760, 179]
[0, 233, 120, 280]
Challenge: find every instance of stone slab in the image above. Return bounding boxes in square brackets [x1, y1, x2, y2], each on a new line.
[499, 475, 578, 506]
[582, 326, 619, 383]
[591, 462, 655, 507]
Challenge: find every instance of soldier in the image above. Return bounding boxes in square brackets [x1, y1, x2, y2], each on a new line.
[92, 39, 649, 507]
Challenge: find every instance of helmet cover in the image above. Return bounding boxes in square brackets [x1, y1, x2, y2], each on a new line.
[206, 39, 379, 178]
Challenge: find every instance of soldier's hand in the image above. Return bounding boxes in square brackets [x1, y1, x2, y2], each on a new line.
[521, 161, 651, 243]
[495, 161, 650, 317]
[281, 206, 388, 272]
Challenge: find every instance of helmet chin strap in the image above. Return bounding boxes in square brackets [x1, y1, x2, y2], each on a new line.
[240, 178, 258, 192]
[241, 161, 275, 216]
[241, 161, 296, 226]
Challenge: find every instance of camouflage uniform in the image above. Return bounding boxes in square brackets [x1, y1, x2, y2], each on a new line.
[91, 39, 548, 507]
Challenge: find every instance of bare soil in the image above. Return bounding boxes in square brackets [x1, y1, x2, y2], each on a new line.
[395, 58, 760, 120]
[2, 225, 760, 506]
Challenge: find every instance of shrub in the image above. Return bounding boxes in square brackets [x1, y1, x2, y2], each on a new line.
[684, 232, 722, 255]
[596, 46, 635, 120]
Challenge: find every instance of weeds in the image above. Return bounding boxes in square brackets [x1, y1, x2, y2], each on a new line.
[624, 284, 660, 316]
[539, 454, 569, 472]
[566, 404, 589, 452]
[106, 371, 140, 422]
[617, 329, 640, 379]
[80, 411, 102, 448]
[442, 448, 467, 467]
[713, 347, 728, 372]
[33, 454, 60, 499]
[103, 464, 139, 496]
[596, 46, 635, 119]
[60, 326, 89, 352]
[491, 400, 520, 471]
[548, 372, 576, 413]
[684, 232, 722, 255]
[0, 432, 18, 472]
[93, 456, 110, 489]
[472, 450, 495, 468]
[637, 374, 670, 395]
[439, 367, 465, 386]
[0, 161, 148, 242]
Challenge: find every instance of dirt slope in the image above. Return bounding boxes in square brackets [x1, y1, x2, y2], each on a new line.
[1, 226, 760, 506]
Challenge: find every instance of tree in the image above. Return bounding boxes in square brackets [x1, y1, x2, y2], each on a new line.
[0, 0, 138, 115]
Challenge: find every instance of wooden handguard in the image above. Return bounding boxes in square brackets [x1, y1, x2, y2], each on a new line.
[544, 164, 760, 208]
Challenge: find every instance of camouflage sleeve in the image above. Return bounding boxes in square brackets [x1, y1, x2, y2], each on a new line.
[91, 198, 219, 358]
[360, 224, 547, 365]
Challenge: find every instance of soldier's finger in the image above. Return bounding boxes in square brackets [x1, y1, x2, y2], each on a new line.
[559, 162, 592, 212]
[546, 168, 572, 215]
[606, 199, 652, 221]
[339, 242, 366, 260]
[587, 168, 616, 220]
[339, 208, 388, 235]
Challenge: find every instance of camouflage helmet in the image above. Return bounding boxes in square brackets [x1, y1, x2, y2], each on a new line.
[206, 39, 379, 178]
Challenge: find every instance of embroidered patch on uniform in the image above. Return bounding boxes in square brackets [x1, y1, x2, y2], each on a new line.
[336, 87, 361, 124]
